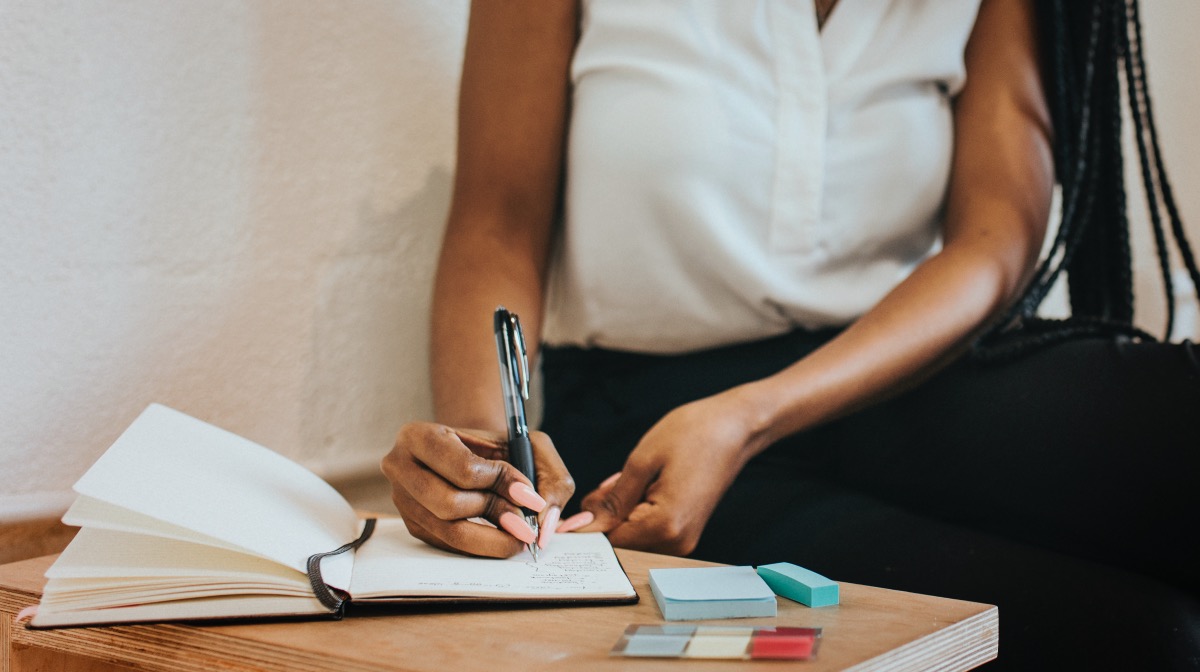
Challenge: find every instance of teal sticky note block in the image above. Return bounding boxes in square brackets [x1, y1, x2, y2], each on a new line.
[648, 566, 777, 621]
[756, 563, 839, 607]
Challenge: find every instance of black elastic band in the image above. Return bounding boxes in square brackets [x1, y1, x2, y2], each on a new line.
[305, 518, 377, 613]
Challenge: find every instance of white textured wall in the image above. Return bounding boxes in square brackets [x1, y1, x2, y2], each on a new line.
[1, 0, 468, 520]
[1, 1, 1198, 522]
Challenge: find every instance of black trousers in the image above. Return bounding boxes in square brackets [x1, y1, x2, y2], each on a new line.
[540, 331, 1200, 670]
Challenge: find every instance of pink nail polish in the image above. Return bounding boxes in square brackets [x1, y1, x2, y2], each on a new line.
[508, 482, 547, 512]
[556, 510, 594, 533]
[499, 511, 536, 544]
[539, 507, 561, 548]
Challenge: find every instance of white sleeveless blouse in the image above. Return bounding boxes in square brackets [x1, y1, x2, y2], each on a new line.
[544, 0, 984, 353]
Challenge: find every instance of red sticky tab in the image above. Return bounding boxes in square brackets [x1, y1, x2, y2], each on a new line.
[751, 633, 815, 659]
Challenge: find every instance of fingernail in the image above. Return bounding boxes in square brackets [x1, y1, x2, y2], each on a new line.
[599, 472, 621, 490]
[508, 482, 547, 511]
[539, 506, 561, 549]
[555, 510, 594, 533]
[498, 511, 537, 544]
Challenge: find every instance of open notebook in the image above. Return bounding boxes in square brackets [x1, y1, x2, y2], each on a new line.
[30, 404, 637, 629]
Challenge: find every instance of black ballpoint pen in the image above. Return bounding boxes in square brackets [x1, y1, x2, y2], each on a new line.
[493, 306, 540, 561]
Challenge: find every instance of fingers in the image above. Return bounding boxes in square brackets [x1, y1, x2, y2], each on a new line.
[529, 431, 575, 549]
[556, 510, 594, 533]
[404, 426, 541, 505]
[554, 471, 616, 533]
[576, 461, 657, 534]
[382, 422, 581, 556]
[382, 422, 548, 557]
[395, 452, 543, 521]
[604, 502, 700, 557]
[570, 464, 706, 556]
[392, 488, 528, 558]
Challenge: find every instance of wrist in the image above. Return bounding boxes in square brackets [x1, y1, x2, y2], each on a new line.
[433, 389, 508, 434]
[432, 410, 507, 435]
[716, 381, 788, 461]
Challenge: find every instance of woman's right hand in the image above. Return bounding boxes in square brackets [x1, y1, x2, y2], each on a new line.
[381, 422, 575, 558]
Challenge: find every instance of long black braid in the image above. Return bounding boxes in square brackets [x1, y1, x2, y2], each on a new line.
[974, 0, 1200, 361]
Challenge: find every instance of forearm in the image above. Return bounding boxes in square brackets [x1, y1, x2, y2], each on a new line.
[737, 227, 1041, 452]
[427, 1, 577, 430]
[430, 219, 549, 431]
[748, 186, 1051, 446]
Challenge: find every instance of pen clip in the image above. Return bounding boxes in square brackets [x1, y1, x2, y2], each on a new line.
[508, 312, 530, 401]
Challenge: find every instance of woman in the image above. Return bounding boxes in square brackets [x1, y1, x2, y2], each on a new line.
[383, 1, 1200, 667]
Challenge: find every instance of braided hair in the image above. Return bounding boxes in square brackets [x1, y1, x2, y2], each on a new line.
[975, 0, 1200, 360]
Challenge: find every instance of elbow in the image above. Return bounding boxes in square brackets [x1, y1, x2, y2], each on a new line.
[943, 211, 1046, 319]
[937, 236, 1039, 329]
[979, 254, 1024, 318]
[963, 246, 1037, 326]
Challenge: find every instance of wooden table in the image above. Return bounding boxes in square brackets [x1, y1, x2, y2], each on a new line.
[1, 551, 996, 671]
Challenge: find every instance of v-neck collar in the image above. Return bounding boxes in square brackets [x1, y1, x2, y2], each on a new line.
[815, 0, 839, 32]
[818, 0, 892, 83]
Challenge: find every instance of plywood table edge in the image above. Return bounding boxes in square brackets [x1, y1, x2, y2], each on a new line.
[843, 605, 998, 672]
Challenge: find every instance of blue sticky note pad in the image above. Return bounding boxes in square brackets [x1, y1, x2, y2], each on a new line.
[648, 566, 777, 621]
[756, 562, 839, 607]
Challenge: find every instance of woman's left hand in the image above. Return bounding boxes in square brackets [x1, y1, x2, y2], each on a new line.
[572, 387, 768, 556]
